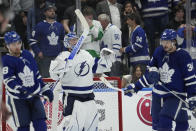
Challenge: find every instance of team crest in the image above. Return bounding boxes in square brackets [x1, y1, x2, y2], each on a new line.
[74, 61, 90, 76]
[47, 32, 59, 46]
[18, 65, 35, 87]
[159, 63, 174, 83]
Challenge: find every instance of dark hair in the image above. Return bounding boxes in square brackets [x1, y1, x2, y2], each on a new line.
[131, 64, 146, 83]
[82, 6, 94, 16]
[125, 13, 141, 25]
[174, 5, 185, 14]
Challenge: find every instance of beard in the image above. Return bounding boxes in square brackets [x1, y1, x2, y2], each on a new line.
[47, 14, 56, 20]
[9, 48, 21, 57]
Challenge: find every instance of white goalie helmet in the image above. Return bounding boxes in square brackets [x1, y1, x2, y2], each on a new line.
[64, 32, 79, 49]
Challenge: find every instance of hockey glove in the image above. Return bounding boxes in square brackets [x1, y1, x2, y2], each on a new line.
[41, 84, 54, 102]
[145, 67, 160, 84]
[42, 89, 54, 102]
[123, 84, 136, 97]
[188, 96, 196, 113]
[15, 86, 29, 98]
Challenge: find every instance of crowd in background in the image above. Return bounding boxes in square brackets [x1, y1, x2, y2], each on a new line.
[0, 0, 196, 81]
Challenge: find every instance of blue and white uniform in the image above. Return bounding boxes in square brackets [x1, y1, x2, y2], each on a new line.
[133, 46, 196, 131]
[177, 27, 196, 72]
[29, 20, 65, 57]
[124, 25, 150, 66]
[2, 50, 47, 129]
[3, 50, 44, 99]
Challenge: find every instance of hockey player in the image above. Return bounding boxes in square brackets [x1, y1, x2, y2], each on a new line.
[124, 29, 196, 131]
[2, 31, 54, 131]
[49, 32, 116, 131]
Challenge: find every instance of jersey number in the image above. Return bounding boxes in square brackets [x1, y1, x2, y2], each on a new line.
[3, 67, 8, 74]
[187, 63, 193, 72]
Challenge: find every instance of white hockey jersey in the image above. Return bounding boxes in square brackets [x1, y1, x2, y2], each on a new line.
[49, 49, 114, 94]
[100, 23, 122, 62]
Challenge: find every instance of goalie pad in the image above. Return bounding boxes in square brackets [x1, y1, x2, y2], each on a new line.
[63, 100, 98, 131]
[96, 48, 116, 73]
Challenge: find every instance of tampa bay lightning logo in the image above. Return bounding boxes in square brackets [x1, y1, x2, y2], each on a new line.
[74, 61, 90, 76]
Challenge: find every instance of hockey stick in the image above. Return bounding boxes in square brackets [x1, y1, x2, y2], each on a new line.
[51, 9, 89, 131]
[158, 82, 196, 117]
[99, 77, 152, 100]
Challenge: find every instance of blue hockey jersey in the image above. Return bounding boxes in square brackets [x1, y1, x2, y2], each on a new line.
[2, 50, 45, 99]
[134, 46, 196, 98]
[29, 20, 65, 57]
[125, 25, 150, 65]
[136, 0, 179, 18]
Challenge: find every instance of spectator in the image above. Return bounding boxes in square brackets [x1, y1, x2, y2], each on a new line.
[121, 64, 145, 88]
[120, 13, 150, 74]
[135, 0, 179, 56]
[29, 4, 65, 78]
[81, 6, 103, 57]
[121, 1, 142, 75]
[62, 0, 97, 33]
[55, 0, 74, 22]
[98, 13, 122, 77]
[13, 11, 29, 49]
[27, 0, 47, 40]
[96, 0, 122, 29]
[168, 5, 185, 30]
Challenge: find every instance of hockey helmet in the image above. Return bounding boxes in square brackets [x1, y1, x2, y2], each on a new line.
[64, 32, 79, 49]
[4, 31, 21, 45]
[161, 29, 177, 41]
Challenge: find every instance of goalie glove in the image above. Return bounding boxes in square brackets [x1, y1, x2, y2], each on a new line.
[100, 48, 116, 68]
[188, 96, 196, 112]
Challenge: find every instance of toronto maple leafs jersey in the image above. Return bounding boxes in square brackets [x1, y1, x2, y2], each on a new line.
[136, 0, 179, 18]
[125, 25, 150, 65]
[50, 50, 111, 94]
[100, 23, 122, 62]
[134, 46, 196, 98]
[29, 20, 65, 57]
[2, 50, 45, 99]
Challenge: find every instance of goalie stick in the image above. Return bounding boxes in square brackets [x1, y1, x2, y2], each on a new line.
[99, 76, 152, 100]
[51, 9, 89, 131]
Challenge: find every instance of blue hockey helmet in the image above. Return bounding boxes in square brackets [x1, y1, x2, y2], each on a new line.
[64, 32, 79, 49]
[161, 29, 177, 41]
[4, 31, 21, 45]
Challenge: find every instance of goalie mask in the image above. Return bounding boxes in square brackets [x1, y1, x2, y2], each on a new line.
[64, 32, 79, 49]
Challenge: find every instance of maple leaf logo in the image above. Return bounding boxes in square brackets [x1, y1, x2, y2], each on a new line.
[159, 63, 174, 83]
[47, 32, 59, 46]
[18, 65, 35, 87]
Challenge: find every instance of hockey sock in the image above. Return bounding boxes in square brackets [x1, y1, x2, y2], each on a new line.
[158, 116, 172, 131]
[175, 121, 189, 131]
[17, 126, 30, 131]
[32, 119, 47, 131]
[152, 119, 159, 130]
